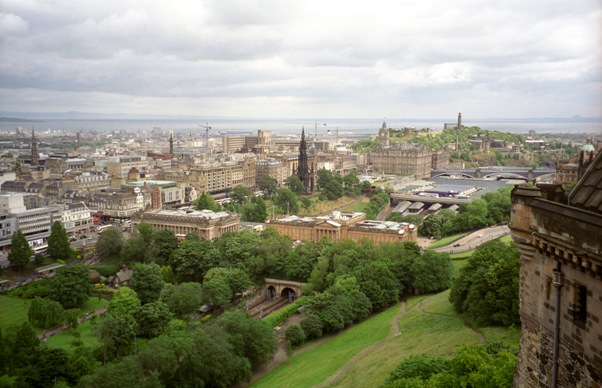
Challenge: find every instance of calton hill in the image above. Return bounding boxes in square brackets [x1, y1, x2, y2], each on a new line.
[0, 178, 520, 387]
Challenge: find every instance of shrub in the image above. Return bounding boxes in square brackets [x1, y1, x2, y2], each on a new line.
[92, 265, 120, 278]
[285, 324, 306, 347]
[8, 279, 50, 299]
[300, 314, 323, 339]
[263, 297, 307, 327]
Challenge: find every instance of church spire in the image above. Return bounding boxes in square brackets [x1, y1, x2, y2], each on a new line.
[31, 128, 39, 166]
[297, 127, 312, 193]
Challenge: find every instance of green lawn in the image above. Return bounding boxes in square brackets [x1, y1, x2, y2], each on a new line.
[427, 233, 467, 249]
[0, 294, 108, 334]
[0, 295, 32, 331]
[339, 197, 370, 213]
[46, 319, 101, 350]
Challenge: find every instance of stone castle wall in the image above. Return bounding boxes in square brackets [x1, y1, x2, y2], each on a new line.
[510, 186, 602, 387]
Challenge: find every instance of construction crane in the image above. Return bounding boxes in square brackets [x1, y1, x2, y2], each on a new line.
[198, 123, 211, 157]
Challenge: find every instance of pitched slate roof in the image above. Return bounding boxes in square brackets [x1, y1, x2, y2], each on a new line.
[570, 150, 602, 214]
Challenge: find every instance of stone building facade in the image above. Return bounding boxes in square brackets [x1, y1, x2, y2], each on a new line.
[510, 151, 602, 387]
[134, 208, 240, 241]
[268, 211, 417, 245]
[369, 142, 433, 179]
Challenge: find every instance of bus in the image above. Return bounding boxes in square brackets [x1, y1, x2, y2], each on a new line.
[96, 225, 112, 233]
[32, 244, 48, 256]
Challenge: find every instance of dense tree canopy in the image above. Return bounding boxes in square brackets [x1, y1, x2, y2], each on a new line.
[130, 263, 164, 305]
[168, 239, 219, 283]
[133, 301, 171, 339]
[450, 240, 520, 326]
[109, 286, 141, 316]
[95, 226, 123, 260]
[160, 282, 204, 318]
[48, 264, 90, 309]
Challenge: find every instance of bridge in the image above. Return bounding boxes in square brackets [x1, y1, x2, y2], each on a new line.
[431, 167, 555, 182]
[264, 278, 306, 301]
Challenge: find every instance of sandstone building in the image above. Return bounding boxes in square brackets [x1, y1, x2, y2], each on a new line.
[510, 150, 602, 387]
[133, 208, 240, 241]
[369, 122, 449, 179]
[268, 211, 417, 245]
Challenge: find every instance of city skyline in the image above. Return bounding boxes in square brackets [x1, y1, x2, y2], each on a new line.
[0, 0, 600, 119]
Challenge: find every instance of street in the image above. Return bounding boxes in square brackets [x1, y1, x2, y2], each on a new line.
[432, 225, 510, 254]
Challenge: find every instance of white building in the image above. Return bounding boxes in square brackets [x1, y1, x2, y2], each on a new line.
[60, 203, 94, 234]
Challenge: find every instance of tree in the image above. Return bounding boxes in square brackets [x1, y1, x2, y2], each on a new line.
[78, 354, 161, 387]
[195, 192, 221, 212]
[160, 282, 204, 318]
[95, 313, 138, 362]
[48, 264, 90, 309]
[353, 259, 400, 310]
[257, 175, 278, 197]
[28, 297, 64, 328]
[133, 301, 171, 339]
[316, 168, 334, 190]
[202, 277, 232, 310]
[249, 196, 268, 223]
[204, 267, 252, 294]
[136, 222, 155, 245]
[109, 286, 141, 316]
[120, 233, 149, 264]
[284, 175, 306, 195]
[411, 250, 453, 294]
[63, 308, 82, 329]
[47, 221, 72, 262]
[15, 346, 70, 387]
[217, 311, 278, 366]
[450, 241, 520, 326]
[168, 239, 219, 283]
[343, 172, 361, 196]
[300, 314, 323, 339]
[273, 188, 299, 214]
[323, 179, 344, 200]
[285, 324, 306, 347]
[95, 226, 123, 260]
[153, 229, 178, 265]
[230, 185, 253, 204]
[130, 263, 164, 305]
[8, 229, 32, 271]
[6, 322, 40, 372]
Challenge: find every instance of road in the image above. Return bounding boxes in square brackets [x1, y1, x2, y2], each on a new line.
[432, 225, 510, 254]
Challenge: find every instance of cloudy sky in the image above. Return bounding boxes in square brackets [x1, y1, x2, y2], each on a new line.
[0, 0, 600, 119]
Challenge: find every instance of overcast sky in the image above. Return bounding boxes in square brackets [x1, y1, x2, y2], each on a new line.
[0, 0, 600, 119]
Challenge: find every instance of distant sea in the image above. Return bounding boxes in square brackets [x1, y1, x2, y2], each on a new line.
[1, 117, 600, 136]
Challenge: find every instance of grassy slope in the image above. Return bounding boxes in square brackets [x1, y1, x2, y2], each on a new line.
[253, 303, 401, 388]
[427, 233, 468, 249]
[254, 290, 520, 388]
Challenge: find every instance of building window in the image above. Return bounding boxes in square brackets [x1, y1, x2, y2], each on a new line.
[572, 283, 587, 326]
